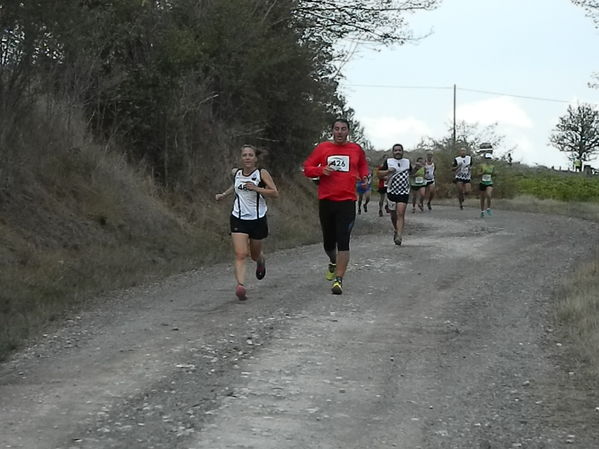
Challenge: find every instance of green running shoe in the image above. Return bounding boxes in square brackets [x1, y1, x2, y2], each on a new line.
[331, 278, 343, 295]
[326, 263, 336, 281]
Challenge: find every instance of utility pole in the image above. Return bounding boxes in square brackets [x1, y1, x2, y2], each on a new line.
[452, 83, 456, 152]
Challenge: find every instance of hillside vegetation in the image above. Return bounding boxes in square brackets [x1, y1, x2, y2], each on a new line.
[2, 0, 445, 358]
[2, 0, 598, 377]
[0, 99, 331, 357]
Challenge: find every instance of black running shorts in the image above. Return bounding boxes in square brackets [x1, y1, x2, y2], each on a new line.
[230, 215, 268, 240]
[318, 199, 355, 252]
[387, 193, 409, 204]
[453, 178, 471, 184]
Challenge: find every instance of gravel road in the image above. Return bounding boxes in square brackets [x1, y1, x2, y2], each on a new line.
[1, 206, 598, 449]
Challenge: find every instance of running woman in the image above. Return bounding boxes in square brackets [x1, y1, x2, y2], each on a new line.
[375, 163, 389, 217]
[216, 145, 279, 301]
[478, 152, 495, 217]
[377, 143, 411, 245]
[424, 152, 436, 210]
[410, 157, 427, 213]
[452, 147, 472, 210]
[303, 118, 369, 295]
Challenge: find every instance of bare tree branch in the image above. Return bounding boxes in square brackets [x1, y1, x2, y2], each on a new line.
[292, 0, 440, 45]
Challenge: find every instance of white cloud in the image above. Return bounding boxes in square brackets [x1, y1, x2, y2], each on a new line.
[507, 134, 570, 168]
[456, 97, 533, 128]
[360, 116, 433, 150]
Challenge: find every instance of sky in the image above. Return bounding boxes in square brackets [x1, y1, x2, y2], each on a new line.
[339, 0, 599, 168]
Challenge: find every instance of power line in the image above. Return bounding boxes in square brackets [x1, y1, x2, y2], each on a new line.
[346, 83, 452, 90]
[344, 83, 575, 103]
[457, 87, 569, 104]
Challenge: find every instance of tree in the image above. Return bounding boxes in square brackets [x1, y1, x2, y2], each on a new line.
[417, 121, 508, 155]
[572, 0, 599, 22]
[0, 0, 438, 188]
[572, 1, 599, 87]
[549, 103, 599, 163]
[0, 1, 78, 146]
[293, 0, 441, 45]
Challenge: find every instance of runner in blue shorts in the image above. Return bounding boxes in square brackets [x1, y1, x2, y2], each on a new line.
[375, 162, 389, 217]
[356, 171, 372, 214]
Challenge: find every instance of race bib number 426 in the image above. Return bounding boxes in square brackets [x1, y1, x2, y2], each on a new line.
[327, 155, 350, 172]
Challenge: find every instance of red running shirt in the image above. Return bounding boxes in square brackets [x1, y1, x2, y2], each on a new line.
[303, 141, 369, 201]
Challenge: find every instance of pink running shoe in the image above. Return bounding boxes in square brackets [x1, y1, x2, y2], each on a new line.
[235, 284, 247, 301]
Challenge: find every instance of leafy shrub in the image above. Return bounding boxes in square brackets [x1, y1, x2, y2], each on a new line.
[513, 171, 599, 202]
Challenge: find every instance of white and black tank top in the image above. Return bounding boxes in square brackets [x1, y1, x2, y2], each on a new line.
[384, 158, 411, 195]
[424, 162, 435, 181]
[232, 169, 267, 220]
[454, 155, 472, 180]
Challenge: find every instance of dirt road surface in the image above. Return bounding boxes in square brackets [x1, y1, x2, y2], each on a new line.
[1, 206, 599, 449]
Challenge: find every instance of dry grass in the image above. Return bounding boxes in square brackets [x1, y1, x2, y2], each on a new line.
[0, 100, 215, 358]
[258, 175, 322, 250]
[554, 257, 599, 375]
[435, 194, 599, 221]
[475, 195, 599, 376]
[0, 131, 323, 358]
[437, 193, 599, 376]
[492, 195, 599, 222]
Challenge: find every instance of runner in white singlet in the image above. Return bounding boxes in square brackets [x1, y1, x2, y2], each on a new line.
[452, 147, 472, 210]
[478, 152, 495, 218]
[216, 145, 278, 301]
[424, 152, 436, 211]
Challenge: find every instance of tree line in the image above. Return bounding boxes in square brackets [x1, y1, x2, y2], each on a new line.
[0, 0, 439, 191]
[551, 1, 599, 165]
[2, 0, 595, 187]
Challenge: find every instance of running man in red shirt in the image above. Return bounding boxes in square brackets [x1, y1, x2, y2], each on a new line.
[303, 119, 369, 295]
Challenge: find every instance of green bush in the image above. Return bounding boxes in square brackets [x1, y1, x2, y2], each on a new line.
[416, 154, 599, 203]
[513, 171, 599, 202]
